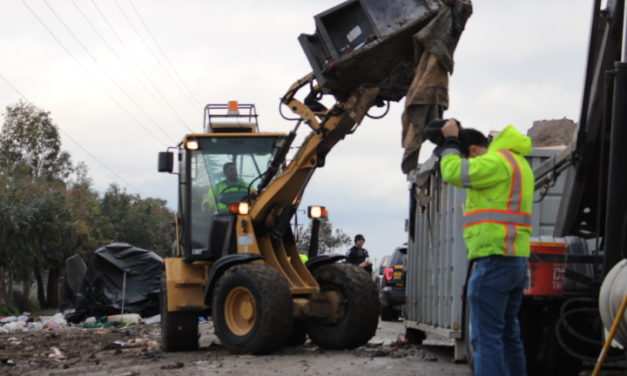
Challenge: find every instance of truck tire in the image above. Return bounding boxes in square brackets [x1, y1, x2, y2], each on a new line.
[306, 263, 379, 349]
[160, 274, 199, 351]
[405, 327, 426, 345]
[380, 304, 399, 321]
[212, 264, 293, 354]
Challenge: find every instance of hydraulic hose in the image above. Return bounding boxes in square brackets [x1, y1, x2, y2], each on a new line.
[554, 297, 625, 362]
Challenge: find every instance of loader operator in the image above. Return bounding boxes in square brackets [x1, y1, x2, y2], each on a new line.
[203, 162, 249, 213]
[439, 119, 533, 376]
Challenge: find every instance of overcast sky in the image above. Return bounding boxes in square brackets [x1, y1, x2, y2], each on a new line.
[0, 0, 593, 263]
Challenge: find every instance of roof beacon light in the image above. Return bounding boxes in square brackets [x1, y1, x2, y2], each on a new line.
[308, 205, 327, 219]
[229, 202, 250, 215]
[227, 100, 240, 115]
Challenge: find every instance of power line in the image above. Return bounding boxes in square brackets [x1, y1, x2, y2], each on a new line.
[21, 0, 169, 146]
[88, 0, 195, 132]
[0, 72, 28, 99]
[40, 0, 177, 142]
[0, 71, 141, 193]
[126, 0, 203, 107]
[69, 0, 193, 132]
[111, 0, 202, 110]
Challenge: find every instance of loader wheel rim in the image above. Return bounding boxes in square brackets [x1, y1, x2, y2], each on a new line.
[225, 286, 256, 336]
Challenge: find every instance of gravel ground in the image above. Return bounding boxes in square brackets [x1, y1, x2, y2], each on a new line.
[0, 319, 474, 376]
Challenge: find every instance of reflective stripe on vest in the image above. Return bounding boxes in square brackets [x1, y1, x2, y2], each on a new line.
[463, 209, 532, 227]
[441, 147, 461, 157]
[499, 150, 523, 212]
[461, 159, 471, 188]
[463, 149, 529, 255]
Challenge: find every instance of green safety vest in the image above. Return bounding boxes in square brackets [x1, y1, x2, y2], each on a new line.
[440, 125, 535, 260]
[204, 178, 249, 212]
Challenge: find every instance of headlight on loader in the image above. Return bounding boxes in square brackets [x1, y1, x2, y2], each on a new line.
[307, 205, 327, 219]
[185, 138, 199, 150]
[229, 202, 250, 215]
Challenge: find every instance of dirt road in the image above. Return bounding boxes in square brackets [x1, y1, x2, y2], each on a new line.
[1, 319, 473, 376]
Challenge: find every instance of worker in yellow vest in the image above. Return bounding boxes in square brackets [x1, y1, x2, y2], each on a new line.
[203, 162, 249, 213]
[440, 119, 534, 376]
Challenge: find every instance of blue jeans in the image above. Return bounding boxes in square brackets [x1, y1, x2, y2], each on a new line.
[469, 255, 528, 376]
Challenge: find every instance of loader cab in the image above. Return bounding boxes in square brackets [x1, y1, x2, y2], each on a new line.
[159, 103, 287, 260]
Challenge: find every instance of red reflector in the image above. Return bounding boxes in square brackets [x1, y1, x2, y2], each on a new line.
[384, 267, 394, 281]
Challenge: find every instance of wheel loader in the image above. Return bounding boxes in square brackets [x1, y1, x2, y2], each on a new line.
[157, 89, 382, 353]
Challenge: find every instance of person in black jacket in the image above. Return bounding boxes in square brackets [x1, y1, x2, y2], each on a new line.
[346, 234, 373, 273]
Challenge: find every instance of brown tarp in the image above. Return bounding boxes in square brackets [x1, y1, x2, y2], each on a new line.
[401, 0, 473, 173]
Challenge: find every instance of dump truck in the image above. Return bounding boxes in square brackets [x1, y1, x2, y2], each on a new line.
[404, 0, 627, 374]
[156, 0, 463, 354]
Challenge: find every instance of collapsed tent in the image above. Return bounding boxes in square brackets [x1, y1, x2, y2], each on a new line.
[66, 243, 163, 323]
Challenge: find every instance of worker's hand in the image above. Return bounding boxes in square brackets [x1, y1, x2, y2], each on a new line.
[441, 119, 460, 138]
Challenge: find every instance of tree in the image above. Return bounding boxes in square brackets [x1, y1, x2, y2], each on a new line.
[64, 162, 112, 258]
[296, 217, 351, 255]
[0, 100, 72, 181]
[100, 184, 174, 257]
[0, 100, 74, 309]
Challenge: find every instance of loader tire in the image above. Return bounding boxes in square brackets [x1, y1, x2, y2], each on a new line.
[306, 263, 379, 349]
[160, 274, 199, 351]
[212, 264, 293, 354]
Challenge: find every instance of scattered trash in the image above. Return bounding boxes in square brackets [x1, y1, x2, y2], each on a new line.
[27, 322, 43, 331]
[107, 313, 141, 325]
[0, 314, 33, 333]
[141, 314, 160, 325]
[48, 347, 66, 360]
[80, 316, 118, 328]
[0, 316, 18, 324]
[124, 338, 159, 351]
[1, 321, 26, 333]
[102, 338, 159, 352]
[102, 341, 124, 351]
[41, 313, 67, 329]
[391, 336, 409, 347]
[1, 359, 16, 366]
[7, 337, 21, 346]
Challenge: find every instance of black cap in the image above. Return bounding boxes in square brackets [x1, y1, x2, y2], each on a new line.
[354, 234, 365, 242]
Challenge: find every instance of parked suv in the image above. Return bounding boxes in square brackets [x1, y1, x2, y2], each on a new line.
[379, 246, 407, 321]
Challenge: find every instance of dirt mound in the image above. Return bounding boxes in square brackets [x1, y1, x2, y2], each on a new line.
[527, 118, 577, 147]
